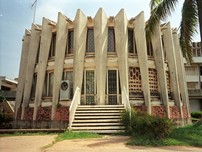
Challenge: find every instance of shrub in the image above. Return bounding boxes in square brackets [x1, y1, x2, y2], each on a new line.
[191, 111, 202, 119]
[121, 110, 174, 139]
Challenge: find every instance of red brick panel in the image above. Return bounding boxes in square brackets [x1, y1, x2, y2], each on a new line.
[24, 107, 34, 120]
[182, 106, 189, 118]
[134, 105, 147, 113]
[36, 107, 51, 121]
[152, 106, 166, 117]
[16, 108, 22, 120]
[170, 106, 180, 119]
[54, 107, 69, 121]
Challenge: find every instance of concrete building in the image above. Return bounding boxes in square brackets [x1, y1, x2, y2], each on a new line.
[185, 42, 202, 112]
[0, 76, 17, 115]
[14, 9, 191, 131]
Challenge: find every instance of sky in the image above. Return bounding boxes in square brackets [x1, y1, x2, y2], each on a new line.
[0, 0, 200, 80]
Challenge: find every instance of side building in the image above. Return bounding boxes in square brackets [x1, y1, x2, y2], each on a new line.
[14, 9, 191, 129]
[185, 42, 202, 112]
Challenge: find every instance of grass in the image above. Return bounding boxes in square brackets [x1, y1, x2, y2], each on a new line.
[127, 121, 202, 147]
[56, 131, 102, 141]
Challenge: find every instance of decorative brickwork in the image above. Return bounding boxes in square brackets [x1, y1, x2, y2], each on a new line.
[170, 106, 180, 119]
[182, 106, 189, 118]
[54, 107, 69, 121]
[17, 108, 22, 120]
[152, 106, 166, 117]
[24, 107, 34, 120]
[166, 71, 171, 93]
[36, 107, 51, 121]
[134, 106, 147, 113]
[148, 68, 159, 95]
[129, 67, 142, 96]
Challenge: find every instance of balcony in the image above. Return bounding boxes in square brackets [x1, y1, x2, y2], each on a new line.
[188, 89, 202, 98]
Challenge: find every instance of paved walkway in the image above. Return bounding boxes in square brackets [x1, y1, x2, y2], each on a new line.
[0, 135, 201, 152]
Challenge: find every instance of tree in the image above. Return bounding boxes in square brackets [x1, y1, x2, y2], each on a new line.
[146, 0, 202, 62]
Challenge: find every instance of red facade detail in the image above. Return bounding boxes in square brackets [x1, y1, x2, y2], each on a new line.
[169, 106, 181, 119]
[54, 107, 69, 121]
[23, 107, 34, 120]
[182, 106, 189, 118]
[16, 108, 22, 120]
[152, 106, 166, 117]
[36, 107, 51, 121]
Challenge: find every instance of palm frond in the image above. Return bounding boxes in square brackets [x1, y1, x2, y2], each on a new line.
[146, 0, 179, 40]
[150, 0, 163, 10]
[180, 0, 198, 63]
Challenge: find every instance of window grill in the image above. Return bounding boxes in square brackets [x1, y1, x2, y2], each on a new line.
[86, 29, 95, 53]
[67, 30, 74, 54]
[108, 28, 115, 52]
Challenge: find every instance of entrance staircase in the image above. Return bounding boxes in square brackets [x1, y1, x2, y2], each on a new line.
[70, 105, 125, 133]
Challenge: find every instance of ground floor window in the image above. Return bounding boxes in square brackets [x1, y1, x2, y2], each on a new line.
[42, 71, 54, 98]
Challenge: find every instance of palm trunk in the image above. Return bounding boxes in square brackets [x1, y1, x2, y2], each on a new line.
[196, 0, 202, 43]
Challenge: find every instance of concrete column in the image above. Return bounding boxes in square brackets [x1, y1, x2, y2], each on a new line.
[114, 9, 129, 102]
[162, 23, 183, 121]
[51, 13, 68, 120]
[21, 24, 41, 120]
[73, 9, 87, 95]
[15, 30, 31, 119]
[152, 24, 170, 118]
[94, 8, 108, 105]
[172, 30, 191, 122]
[33, 18, 54, 120]
[133, 12, 151, 114]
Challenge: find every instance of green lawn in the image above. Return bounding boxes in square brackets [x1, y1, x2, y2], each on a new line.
[128, 121, 202, 147]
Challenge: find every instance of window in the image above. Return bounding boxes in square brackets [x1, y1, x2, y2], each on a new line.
[36, 37, 41, 63]
[86, 71, 95, 105]
[147, 40, 153, 57]
[128, 29, 134, 53]
[66, 30, 74, 55]
[108, 28, 115, 52]
[31, 74, 37, 98]
[86, 29, 95, 53]
[200, 66, 202, 75]
[42, 72, 54, 97]
[49, 33, 56, 59]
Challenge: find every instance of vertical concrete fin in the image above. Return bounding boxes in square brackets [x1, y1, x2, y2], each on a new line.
[15, 30, 31, 119]
[73, 9, 87, 94]
[33, 18, 53, 120]
[162, 22, 183, 121]
[51, 12, 68, 120]
[152, 24, 170, 118]
[172, 30, 191, 122]
[114, 9, 129, 104]
[133, 11, 151, 114]
[21, 24, 41, 120]
[94, 8, 108, 105]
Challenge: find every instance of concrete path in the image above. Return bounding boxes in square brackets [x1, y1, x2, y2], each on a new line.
[0, 135, 201, 152]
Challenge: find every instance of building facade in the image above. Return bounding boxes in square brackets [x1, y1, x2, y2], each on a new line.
[185, 42, 202, 112]
[15, 9, 191, 129]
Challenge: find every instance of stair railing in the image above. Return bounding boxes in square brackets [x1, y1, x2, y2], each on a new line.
[69, 87, 81, 129]
[122, 86, 131, 115]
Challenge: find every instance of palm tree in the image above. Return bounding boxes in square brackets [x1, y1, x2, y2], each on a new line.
[146, 0, 202, 62]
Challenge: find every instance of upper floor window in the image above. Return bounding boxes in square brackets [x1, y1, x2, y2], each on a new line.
[42, 72, 54, 97]
[86, 29, 95, 53]
[128, 28, 137, 54]
[66, 30, 74, 55]
[200, 66, 202, 75]
[49, 33, 56, 59]
[108, 28, 115, 52]
[36, 37, 41, 64]
[147, 40, 153, 57]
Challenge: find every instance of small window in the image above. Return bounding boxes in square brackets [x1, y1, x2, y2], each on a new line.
[31, 74, 37, 98]
[108, 28, 115, 52]
[42, 72, 54, 97]
[128, 29, 134, 53]
[36, 37, 41, 63]
[200, 66, 202, 75]
[86, 29, 95, 53]
[147, 40, 153, 57]
[49, 33, 56, 59]
[66, 30, 74, 55]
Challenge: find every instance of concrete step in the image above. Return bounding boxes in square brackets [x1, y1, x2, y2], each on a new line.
[75, 113, 122, 116]
[73, 129, 125, 134]
[72, 126, 125, 130]
[78, 105, 124, 108]
[76, 110, 123, 113]
[73, 119, 121, 123]
[74, 116, 122, 119]
[72, 122, 122, 127]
